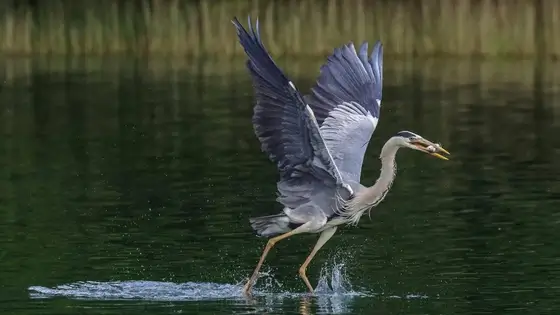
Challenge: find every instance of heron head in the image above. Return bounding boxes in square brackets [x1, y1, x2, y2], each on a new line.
[395, 131, 450, 160]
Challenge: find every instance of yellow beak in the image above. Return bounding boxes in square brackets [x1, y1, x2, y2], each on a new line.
[429, 152, 449, 160]
[412, 139, 451, 161]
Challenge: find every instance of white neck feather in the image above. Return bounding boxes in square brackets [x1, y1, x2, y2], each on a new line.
[337, 137, 400, 225]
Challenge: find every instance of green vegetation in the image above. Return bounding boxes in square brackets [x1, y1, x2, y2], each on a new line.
[0, 0, 558, 58]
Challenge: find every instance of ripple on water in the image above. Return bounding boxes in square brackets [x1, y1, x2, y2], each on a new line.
[29, 260, 370, 301]
[28, 257, 427, 309]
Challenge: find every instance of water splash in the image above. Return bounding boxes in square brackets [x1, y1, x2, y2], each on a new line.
[28, 253, 426, 313]
[315, 258, 354, 295]
[29, 253, 365, 301]
[29, 280, 243, 301]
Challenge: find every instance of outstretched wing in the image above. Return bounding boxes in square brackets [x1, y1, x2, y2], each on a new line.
[232, 17, 353, 207]
[305, 41, 384, 182]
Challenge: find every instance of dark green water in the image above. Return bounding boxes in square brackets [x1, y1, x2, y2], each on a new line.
[1, 58, 560, 314]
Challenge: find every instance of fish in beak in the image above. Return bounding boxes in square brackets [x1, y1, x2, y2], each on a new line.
[410, 138, 450, 160]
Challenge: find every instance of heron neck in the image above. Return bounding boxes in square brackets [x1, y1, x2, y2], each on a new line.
[372, 141, 398, 195]
[337, 139, 399, 225]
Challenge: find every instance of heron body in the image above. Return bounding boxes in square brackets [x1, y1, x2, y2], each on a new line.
[232, 16, 450, 295]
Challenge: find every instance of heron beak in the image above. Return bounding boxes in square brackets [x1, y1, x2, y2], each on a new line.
[411, 138, 450, 161]
[429, 151, 449, 160]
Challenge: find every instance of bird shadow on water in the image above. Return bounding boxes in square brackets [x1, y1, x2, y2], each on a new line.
[28, 255, 427, 314]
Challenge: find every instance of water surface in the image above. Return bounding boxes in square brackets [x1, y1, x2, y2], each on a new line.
[1, 57, 560, 314]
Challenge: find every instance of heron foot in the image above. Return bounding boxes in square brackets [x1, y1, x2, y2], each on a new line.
[242, 279, 254, 295]
[298, 267, 315, 293]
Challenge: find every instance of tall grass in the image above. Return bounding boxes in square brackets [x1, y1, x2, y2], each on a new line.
[0, 0, 559, 58]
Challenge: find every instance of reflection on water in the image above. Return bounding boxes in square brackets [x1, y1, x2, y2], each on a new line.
[1, 57, 560, 314]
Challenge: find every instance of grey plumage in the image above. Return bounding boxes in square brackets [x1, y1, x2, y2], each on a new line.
[233, 16, 450, 295]
[305, 41, 383, 125]
[249, 213, 291, 238]
[308, 41, 383, 183]
[232, 16, 352, 218]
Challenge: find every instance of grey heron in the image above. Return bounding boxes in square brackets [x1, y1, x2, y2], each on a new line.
[232, 17, 450, 295]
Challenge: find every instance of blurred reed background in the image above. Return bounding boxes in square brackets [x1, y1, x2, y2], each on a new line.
[0, 0, 558, 58]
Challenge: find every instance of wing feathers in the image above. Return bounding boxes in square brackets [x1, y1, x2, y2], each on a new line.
[233, 17, 309, 171]
[306, 41, 384, 182]
[233, 16, 351, 204]
[305, 41, 383, 125]
[320, 102, 378, 181]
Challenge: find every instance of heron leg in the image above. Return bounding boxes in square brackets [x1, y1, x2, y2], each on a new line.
[243, 222, 317, 295]
[298, 226, 338, 293]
